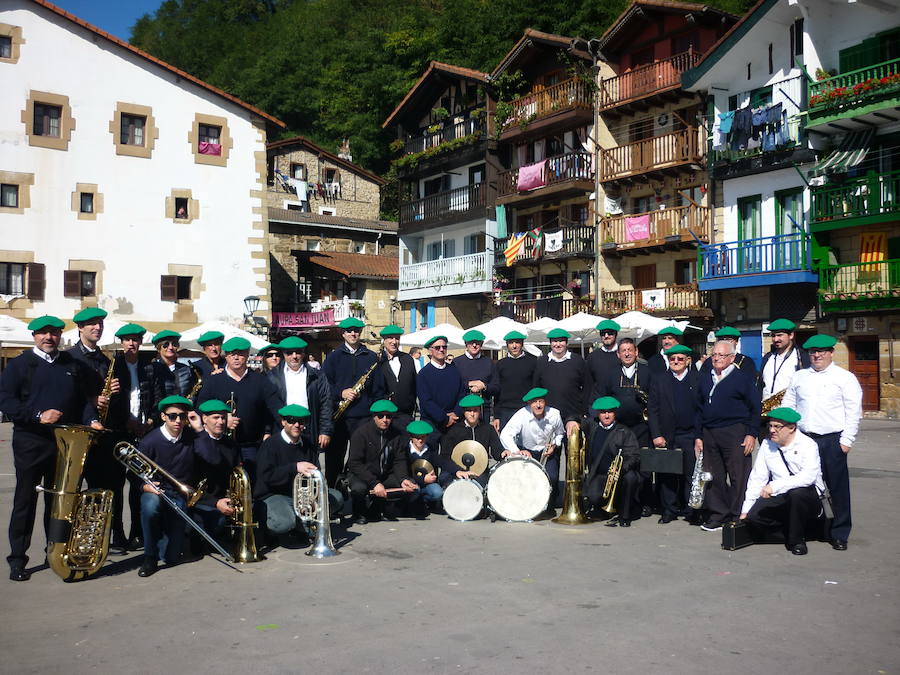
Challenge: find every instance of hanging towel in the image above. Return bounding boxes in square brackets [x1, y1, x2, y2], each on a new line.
[718, 110, 735, 134]
[625, 214, 651, 242]
[496, 204, 507, 238]
[516, 160, 547, 192]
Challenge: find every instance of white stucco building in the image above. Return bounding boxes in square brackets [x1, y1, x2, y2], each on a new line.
[0, 0, 284, 331]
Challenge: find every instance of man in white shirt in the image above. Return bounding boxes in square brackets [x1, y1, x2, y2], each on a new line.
[740, 407, 825, 555]
[782, 334, 862, 551]
[760, 318, 810, 403]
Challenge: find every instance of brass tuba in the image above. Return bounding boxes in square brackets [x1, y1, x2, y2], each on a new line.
[38, 425, 113, 581]
[601, 449, 623, 514]
[293, 468, 339, 558]
[227, 466, 262, 563]
[553, 429, 590, 525]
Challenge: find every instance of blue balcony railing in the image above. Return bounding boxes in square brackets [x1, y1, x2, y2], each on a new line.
[699, 232, 816, 289]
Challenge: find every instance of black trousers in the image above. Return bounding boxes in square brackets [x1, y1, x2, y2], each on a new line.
[327, 417, 367, 488]
[494, 407, 519, 433]
[348, 474, 415, 517]
[84, 430, 131, 544]
[657, 433, 695, 517]
[7, 431, 56, 567]
[584, 468, 642, 521]
[809, 431, 851, 541]
[747, 486, 820, 546]
[702, 423, 751, 526]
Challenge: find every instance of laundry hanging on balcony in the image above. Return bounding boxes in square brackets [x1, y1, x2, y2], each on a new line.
[504, 232, 527, 266]
[517, 160, 547, 191]
[496, 205, 507, 238]
[625, 214, 651, 242]
[807, 128, 875, 177]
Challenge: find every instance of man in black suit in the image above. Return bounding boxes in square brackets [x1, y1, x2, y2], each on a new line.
[647, 326, 684, 376]
[647, 344, 700, 524]
[586, 319, 621, 401]
[598, 338, 652, 448]
[372, 324, 417, 432]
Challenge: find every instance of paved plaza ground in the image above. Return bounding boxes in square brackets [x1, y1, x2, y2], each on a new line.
[1, 421, 899, 674]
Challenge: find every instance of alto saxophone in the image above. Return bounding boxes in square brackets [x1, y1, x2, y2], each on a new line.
[553, 428, 590, 525]
[761, 389, 786, 415]
[688, 450, 713, 510]
[98, 352, 117, 425]
[293, 468, 339, 558]
[227, 466, 261, 563]
[187, 370, 203, 403]
[333, 343, 385, 421]
[601, 449, 623, 514]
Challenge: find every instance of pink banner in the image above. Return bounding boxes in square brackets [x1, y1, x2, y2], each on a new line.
[516, 160, 547, 192]
[625, 214, 651, 242]
[272, 309, 334, 328]
[198, 141, 222, 156]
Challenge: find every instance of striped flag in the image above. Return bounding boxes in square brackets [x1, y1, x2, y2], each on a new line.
[529, 227, 543, 259]
[859, 231, 887, 279]
[504, 232, 527, 266]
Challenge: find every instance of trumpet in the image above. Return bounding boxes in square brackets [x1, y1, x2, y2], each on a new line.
[601, 449, 623, 514]
[224, 391, 236, 439]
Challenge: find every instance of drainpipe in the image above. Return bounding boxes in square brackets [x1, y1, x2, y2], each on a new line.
[375, 231, 382, 255]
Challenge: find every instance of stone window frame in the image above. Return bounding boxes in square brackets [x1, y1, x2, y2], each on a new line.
[71, 183, 104, 221]
[162, 263, 204, 325]
[165, 188, 199, 223]
[109, 102, 158, 158]
[0, 170, 34, 214]
[21, 91, 75, 150]
[0, 23, 25, 64]
[187, 113, 232, 167]
[64, 259, 105, 306]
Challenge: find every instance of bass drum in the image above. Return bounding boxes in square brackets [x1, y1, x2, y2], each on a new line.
[442, 479, 484, 522]
[487, 456, 551, 522]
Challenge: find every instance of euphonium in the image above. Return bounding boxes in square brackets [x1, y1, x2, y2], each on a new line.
[227, 466, 262, 563]
[688, 450, 713, 510]
[761, 389, 787, 415]
[293, 468, 339, 558]
[601, 449, 623, 514]
[38, 425, 113, 581]
[553, 429, 590, 525]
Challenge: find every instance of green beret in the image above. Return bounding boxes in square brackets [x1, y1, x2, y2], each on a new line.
[157, 395, 192, 411]
[278, 404, 310, 418]
[338, 317, 365, 330]
[459, 394, 485, 408]
[592, 396, 621, 411]
[596, 319, 621, 332]
[768, 319, 797, 332]
[260, 343, 282, 353]
[152, 329, 181, 345]
[406, 420, 433, 436]
[115, 323, 147, 338]
[803, 334, 838, 350]
[198, 399, 230, 414]
[547, 328, 570, 340]
[462, 329, 486, 342]
[222, 336, 251, 352]
[715, 326, 741, 338]
[767, 407, 801, 424]
[522, 387, 548, 403]
[504, 330, 527, 341]
[27, 315, 65, 331]
[278, 336, 308, 350]
[424, 335, 447, 348]
[380, 324, 404, 337]
[665, 344, 692, 356]
[72, 307, 107, 324]
[658, 326, 683, 337]
[370, 399, 399, 414]
[197, 330, 224, 344]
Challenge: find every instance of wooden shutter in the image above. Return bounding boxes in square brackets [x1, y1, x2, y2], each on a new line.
[25, 262, 45, 301]
[160, 275, 177, 301]
[63, 269, 81, 298]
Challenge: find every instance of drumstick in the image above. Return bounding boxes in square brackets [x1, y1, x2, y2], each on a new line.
[369, 487, 418, 495]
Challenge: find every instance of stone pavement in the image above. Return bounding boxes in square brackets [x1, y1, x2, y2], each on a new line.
[1, 421, 899, 674]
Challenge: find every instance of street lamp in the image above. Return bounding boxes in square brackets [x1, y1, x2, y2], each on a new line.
[243, 295, 261, 316]
[242, 295, 269, 339]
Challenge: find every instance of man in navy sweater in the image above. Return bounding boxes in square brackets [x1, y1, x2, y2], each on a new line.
[416, 335, 467, 437]
[0, 315, 100, 581]
[493, 331, 537, 431]
[453, 330, 499, 417]
[694, 340, 761, 531]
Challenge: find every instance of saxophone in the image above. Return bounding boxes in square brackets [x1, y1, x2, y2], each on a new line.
[553, 429, 590, 525]
[333, 343, 384, 421]
[601, 449, 623, 514]
[761, 389, 786, 415]
[98, 352, 116, 426]
[38, 425, 113, 581]
[187, 370, 203, 403]
[293, 468, 339, 558]
[227, 466, 262, 563]
[688, 450, 713, 509]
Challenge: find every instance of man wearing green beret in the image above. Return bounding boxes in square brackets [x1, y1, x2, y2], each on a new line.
[416, 335, 468, 436]
[441, 394, 504, 490]
[586, 320, 621, 392]
[783, 335, 862, 551]
[323, 316, 379, 488]
[193, 331, 226, 378]
[740, 407, 826, 555]
[700, 327, 758, 378]
[0, 316, 101, 581]
[648, 326, 684, 376]
[454, 330, 499, 415]
[144, 330, 199, 421]
[68, 307, 118, 419]
[494, 331, 538, 432]
[533, 327, 588, 434]
[397, 420, 442, 516]
[372, 325, 417, 430]
[760, 319, 810, 406]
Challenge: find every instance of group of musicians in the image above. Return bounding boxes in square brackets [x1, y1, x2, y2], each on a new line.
[0, 309, 863, 581]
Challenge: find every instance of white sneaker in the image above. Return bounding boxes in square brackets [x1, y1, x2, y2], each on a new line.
[700, 522, 723, 532]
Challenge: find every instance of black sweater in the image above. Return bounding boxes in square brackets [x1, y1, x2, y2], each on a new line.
[254, 432, 319, 500]
[532, 353, 591, 420]
[494, 353, 537, 410]
[192, 431, 240, 506]
[585, 348, 620, 400]
[137, 426, 196, 493]
[197, 369, 281, 445]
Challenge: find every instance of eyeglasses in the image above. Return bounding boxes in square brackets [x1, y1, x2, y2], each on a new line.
[283, 349, 303, 355]
[667, 356, 687, 362]
[767, 422, 786, 431]
[343, 328, 362, 334]
[264, 352, 281, 358]
[808, 348, 833, 355]
[159, 341, 180, 349]
[163, 412, 189, 421]
[711, 352, 734, 358]
[600, 331, 617, 337]
[283, 417, 306, 425]
[374, 413, 394, 419]
[430, 345, 447, 351]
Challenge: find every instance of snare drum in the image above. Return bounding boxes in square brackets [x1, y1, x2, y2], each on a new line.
[486, 455, 551, 522]
[442, 479, 484, 522]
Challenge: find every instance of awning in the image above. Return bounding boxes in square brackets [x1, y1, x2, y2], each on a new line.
[808, 128, 875, 177]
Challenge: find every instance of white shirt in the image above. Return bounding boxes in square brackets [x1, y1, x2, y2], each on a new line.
[500, 406, 564, 454]
[671, 369, 688, 382]
[741, 430, 825, 514]
[762, 348, 800, 397]
[283, 363, 309, 408]
[160, 425, 183, 443]
[280, 429, 300, 445]
[226, 367, 248, 382]
[387, 354, 402, 379]
[658, 349, 670, 371]
[599, 344, 618, 353]
[31, 347, 58, 363]
[464, 352, 482, 360]
[709, 363, 735, 400]
[621, 363, 637, 379]
[782, 363, 862, 447]
[408, 441, 431, 458]
[126, 359, 141, 419]
[548, 351, 572, 362]
[430, 360, 447, 370]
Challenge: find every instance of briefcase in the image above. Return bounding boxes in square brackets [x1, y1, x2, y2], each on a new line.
[721, 520, 754, 550]
[639, 447, 684, 474]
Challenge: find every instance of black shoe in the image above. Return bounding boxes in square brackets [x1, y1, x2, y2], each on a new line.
[127, 536, 143, 552]
[830, 539, 848, 551]
[603, 516, 619, 527]
[353, 514, 368, 525]
[9, 565, 30, 582]
[658, 514, 675, 524]
[791, 542, 808, 556]
[620, 519, 631, 528]
[109, 543, 128, 556]
[137, 559, 158, 577]
[700, 521, 723, 532]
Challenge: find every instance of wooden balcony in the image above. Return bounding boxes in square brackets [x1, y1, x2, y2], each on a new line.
[496, 151, 593, 203]
[497, 296, 590, 323]
[698, 233, 818, 291]
[810, 170, 900, 231]
[601, 283, 710, 317]
[600, 129, 701, 182]
[808, 56, 900, 128]
[598, 51, 702, 112]
[399, 183, 486, 227]
[494, 223, 595, 267]
[819, 259, 900, 312]
[498, 77, 593, 140]
[602, 204, 709, 256]
[402, 116, 486, 155]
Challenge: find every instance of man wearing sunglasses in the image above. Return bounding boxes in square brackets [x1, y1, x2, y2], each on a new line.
[416, 335, 467, 437]
[647, 326, 684, 375]
[372, 325, 417, 432]
[193, 331, 226, 378]
[648, 344, 700, 524]
[143, 330, 198, 421]
[323, 317, 378, 488]
[587, 319, 621, 398]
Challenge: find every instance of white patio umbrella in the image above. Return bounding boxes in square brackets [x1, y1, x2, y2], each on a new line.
[557, 311, 606, 343]
[523, 316, 561, 344]
[399, 322, 466, 349]
[0, 314, 35, 345]
[612, 311, 689, 344]
[179, 320, 268, 351]
[61, 317, 157, 348]
[468, 316, 531, 350]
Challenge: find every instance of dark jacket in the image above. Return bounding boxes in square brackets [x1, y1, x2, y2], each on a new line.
[322, 344, 379, 421]
[143, 359, 198, 422]
[254, 431, 320, 500]
[266, 364, 333, 442]
[197, 369, 282, 445]
[648, 368, 700, 446]
[192, 431, 240, 506]
[192, 356, 225, 379]
[598, 362, 652, 429]
[532, 352, 591, 420]
[395, 436, 442, 487]
[107, 353, 153, 429]
[440, 420, 504, 476]
[580, 419, 640, 505]
[346, 419, 407, 490]
[586, 348, 620, 400]
[372, 351, 417, 415]
[67, 340, 109, 395]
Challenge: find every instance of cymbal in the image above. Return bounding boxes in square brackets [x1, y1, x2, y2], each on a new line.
[410, 458, 435, 479]
[451, 440, 488, 476]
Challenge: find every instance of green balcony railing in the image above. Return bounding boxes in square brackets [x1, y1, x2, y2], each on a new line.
[810, 170, 900, 225]
[818, 258, 900, 312]
[808, 57, 900, 117]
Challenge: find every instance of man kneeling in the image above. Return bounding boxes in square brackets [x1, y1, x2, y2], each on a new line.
[740, 407, 825, 555]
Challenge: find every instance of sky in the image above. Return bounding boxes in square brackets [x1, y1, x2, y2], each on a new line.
[52, 0, 162, 41]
